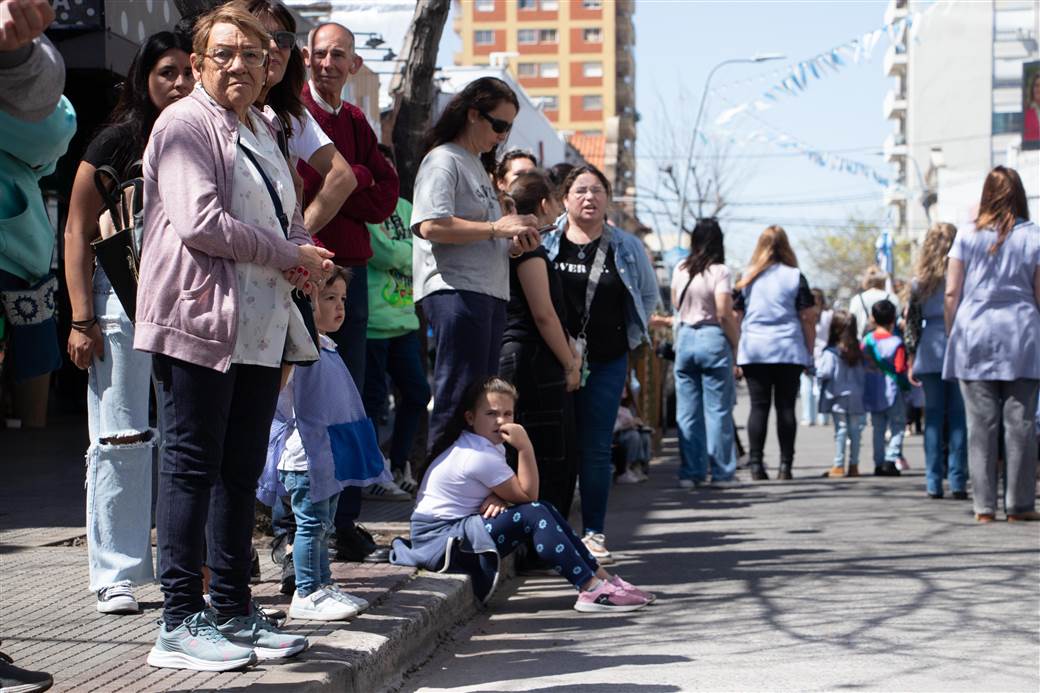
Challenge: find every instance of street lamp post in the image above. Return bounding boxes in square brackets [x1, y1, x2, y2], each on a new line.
[676, 53, 786, 234]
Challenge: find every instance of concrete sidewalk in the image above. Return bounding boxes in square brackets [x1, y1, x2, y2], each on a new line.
[0, 417, 477, 692]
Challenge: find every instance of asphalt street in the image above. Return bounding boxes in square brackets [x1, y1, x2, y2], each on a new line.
[399, 416, 1040, 692]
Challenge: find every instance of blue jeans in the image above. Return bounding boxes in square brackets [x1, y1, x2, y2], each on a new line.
[919, 373, 968, 495]
[279, 471, 339, 597]
[420, 290, 507, 451]
[574, 353, 628, 534]
[870, 397, 906, 468]
[674, 324, 736, 482]
[800, 372, 822, 424]
[831, 412, 866, 468]
[483, 501, 598, 590]
[363, 331, 431, 473]
[86, 272, 156, 592]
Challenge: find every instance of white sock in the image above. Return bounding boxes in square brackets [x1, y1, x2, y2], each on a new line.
[583, 579, 606, 592]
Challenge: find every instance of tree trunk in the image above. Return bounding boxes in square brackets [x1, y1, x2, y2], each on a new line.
[390, 0, 450, 201]
[172, 0, 221, 19]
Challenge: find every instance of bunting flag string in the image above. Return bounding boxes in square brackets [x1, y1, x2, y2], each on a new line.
[710, 8, 933, 123]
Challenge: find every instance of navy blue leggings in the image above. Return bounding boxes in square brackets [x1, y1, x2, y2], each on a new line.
[483, 501, 599, 590]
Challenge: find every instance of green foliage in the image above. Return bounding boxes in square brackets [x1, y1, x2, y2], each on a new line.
[801, 219, 910, 301]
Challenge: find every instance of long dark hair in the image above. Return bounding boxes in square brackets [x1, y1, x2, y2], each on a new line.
[247, 0, 305, 135]
[827, 310, 862, 366]
[679, 218, 725, 278]
[424, 77, 519, 174]
[422, 377, 519, 480]
[507, 169, 553, 216]
[103, 30, 192, 176]
[975, 166, 1030, 254]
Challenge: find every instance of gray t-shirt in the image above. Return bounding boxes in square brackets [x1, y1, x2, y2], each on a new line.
[411, 143, 509, 301]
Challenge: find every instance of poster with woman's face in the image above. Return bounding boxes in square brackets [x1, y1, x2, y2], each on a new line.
[1024, 60, 1040, 151]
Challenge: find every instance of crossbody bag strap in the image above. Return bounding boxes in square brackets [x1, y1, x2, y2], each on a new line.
[238, 142, 290, 238]
[578, 227, 612, 340]
[675, 271, 696, 315]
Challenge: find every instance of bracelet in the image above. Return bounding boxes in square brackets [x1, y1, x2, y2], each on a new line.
[70, 317, 98, 332]
[488, 220, 496, 240]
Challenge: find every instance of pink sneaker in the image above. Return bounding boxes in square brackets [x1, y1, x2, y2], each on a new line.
[609, 575, 656, 604]
[574, 580, 648, 613]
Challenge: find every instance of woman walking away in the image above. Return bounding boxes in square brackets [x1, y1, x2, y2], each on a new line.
[944, 166, 1040, 522]
[136, 3, 331, 671]
[817, 312, 867, 478]
[499, 169, 581, 516]
[668, 218, 740, 488]
[411, 77, 540, 455]
[64, 30, 194, 616]
[906, 222, 967, 500]
[542, 165, 659, 563]
[391, 377, 653, 612]
[734, 225, 816, 481]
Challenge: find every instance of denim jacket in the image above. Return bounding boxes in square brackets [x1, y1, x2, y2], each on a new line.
[542, 216, 659, 351]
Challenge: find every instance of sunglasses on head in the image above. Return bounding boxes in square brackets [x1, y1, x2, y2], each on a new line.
[479, 111, 512, 134]
[271, 30, 295, 50]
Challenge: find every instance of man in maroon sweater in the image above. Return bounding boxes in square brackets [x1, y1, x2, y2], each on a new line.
[302, 22, 401, 556]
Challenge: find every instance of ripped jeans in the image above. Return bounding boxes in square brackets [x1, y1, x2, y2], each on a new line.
[86, 270, 157, 592]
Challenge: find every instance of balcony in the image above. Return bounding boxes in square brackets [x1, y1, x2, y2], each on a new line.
[883, 132, 907, 164]
[883, 186, 907, 207]
[883, 44, 907, 77]
[883, 0, 908, 26]
[884, 89, 907, 120]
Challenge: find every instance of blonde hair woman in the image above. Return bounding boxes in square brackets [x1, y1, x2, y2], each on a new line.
[907, 223, 967, 500]
[850, 265, 899, 339]
[734, 226, 816, 480]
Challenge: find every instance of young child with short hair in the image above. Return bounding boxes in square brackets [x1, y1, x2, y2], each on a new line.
[817, 311, 867, 478]
[862, 299, 910, 477]
[257, 268, 390, 621]
[391, 377, 654, 613]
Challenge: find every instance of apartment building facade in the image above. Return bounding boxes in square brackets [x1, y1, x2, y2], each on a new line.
[453, 0, 636, 195]
[883, 0, 1040, 242]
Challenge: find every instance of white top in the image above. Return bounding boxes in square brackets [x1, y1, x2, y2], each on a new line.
[263, 107, 332, 165]
[849, 288, 900, 339]
[413, 430, 515, 520]
[671, 262, 731, 325]
[229, 113, 296, 367]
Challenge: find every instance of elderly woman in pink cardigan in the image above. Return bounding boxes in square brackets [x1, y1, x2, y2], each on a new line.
[133, 3, 332, 673]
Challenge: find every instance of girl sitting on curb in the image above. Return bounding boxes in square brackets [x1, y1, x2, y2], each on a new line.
[391, 377, 654, 613]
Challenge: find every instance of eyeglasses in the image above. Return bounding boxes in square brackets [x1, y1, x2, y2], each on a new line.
[571, 186, 606, 197]
[204, 46, 268, 69]
[271, 31, 295, 50]
[479, 111, 512, 134]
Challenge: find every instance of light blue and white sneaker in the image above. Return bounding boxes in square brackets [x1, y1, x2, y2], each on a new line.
[215, 609, 309, 660]
[146, 611, 256, 672]
[323, 583, 370, 612]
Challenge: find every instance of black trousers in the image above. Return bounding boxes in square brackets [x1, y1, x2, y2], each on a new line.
[742, 363, 803, 467]
[499, 340, 578, 518]
[153, 354, 280, 628]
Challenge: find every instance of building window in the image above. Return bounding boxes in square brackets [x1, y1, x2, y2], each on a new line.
[536, 95, 559, 110]
[475, 0, 495, 11]
[540, 62, 559, 78]
[582, 61, 603, 78]
[539, 29, 558, 43]
[992, 111, 1022, 135]
[517, 62, 538, 77]
[582, 95, 603, 111]
[583, 0, 602, 8]
[518, 0, 536, 9]
[518, 29, 537, 44]
[474, 30, 494, 45]
[541, 0, 559, 9]
[583, 28, 602, 43]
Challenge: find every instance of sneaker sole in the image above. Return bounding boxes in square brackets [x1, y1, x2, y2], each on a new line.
[253, 641, 308, 660]
[289, 606, 358, 621]
[146, 648, 255, 672]
[0, 676, 53, 693]
[97, 600, 140, 615]
[573, 600, 647, 613]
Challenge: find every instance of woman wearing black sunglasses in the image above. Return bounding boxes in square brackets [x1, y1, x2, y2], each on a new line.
[248, 0, 356, 234]
[411, 76, 541, 467]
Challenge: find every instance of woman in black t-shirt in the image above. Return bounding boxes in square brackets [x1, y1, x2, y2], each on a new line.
[499, 170, 580, 516]
[62, 31, 194, 615]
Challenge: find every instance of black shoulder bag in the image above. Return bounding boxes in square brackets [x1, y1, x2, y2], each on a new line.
[91, 164, 143, 320]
